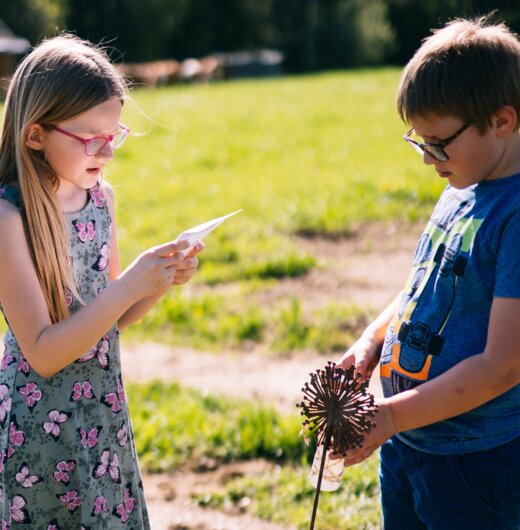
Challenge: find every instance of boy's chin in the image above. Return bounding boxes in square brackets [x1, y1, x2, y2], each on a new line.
[447, 176, 476, 189]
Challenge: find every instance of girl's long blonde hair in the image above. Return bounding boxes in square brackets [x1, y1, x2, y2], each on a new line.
[0, 34, 127, 323]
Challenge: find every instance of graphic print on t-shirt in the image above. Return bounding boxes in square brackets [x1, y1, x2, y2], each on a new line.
[380, 194, 483, 394]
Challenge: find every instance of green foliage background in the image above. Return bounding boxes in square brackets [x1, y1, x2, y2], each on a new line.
[5, 0, 520, 69]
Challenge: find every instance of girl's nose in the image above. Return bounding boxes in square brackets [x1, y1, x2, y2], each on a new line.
[97, 141, 115, 160]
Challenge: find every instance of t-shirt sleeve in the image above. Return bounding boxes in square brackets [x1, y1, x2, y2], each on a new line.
[494, 210, 520, 298]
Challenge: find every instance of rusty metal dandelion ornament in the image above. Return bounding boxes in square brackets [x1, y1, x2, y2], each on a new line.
[297, 361, 378, 530]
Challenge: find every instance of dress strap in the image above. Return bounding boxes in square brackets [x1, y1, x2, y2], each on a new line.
[0, 184, 22, 209]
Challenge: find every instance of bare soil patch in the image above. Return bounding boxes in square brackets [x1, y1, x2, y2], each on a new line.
[144, 460, 294, 530]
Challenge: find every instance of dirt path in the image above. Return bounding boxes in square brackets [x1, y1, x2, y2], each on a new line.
[121, 223, 423, 529]
[143, 461, 295, 530]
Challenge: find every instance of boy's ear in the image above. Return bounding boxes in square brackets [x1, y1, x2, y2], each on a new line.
[25, 124, 47, 151]
[494, 106, 518, 137]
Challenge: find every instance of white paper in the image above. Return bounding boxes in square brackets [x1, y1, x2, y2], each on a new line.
[177, 209, 242, 247]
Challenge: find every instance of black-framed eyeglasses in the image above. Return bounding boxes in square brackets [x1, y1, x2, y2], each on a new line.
[404, 123, 470, 162]
[47, 123, 130, 156]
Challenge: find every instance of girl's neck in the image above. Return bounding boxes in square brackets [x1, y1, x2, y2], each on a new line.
[56, 179, 90, 213]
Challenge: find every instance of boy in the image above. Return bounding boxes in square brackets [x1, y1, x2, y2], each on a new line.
[338, 17, 520, 530]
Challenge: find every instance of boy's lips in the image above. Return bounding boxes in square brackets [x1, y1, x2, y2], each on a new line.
[436, 170, 452, 178]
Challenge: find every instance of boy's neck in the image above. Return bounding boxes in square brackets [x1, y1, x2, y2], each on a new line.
[485, 132, 520, 182]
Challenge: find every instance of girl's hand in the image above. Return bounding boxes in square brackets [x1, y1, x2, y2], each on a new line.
[172, 241, 205, 285]
[119, 240, 191, 300]
[342, 399, 398, 467]
[337, 329, 382, 381]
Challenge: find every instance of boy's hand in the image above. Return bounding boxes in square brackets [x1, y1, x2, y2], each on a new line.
[337, 330, 382, 381]
[342, 399, 398, 467]
[172, 241, 205, 285]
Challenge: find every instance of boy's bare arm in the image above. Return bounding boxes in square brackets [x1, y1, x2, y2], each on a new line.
[343, 296, 520, 465]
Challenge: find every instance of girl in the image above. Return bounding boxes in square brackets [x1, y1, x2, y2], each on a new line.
[0, 35, 203, 527]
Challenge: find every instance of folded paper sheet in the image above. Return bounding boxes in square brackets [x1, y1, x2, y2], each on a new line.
[177, 209, 242, 248]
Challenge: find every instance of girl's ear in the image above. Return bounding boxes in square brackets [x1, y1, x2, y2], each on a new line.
[25, 124, 47, 150]
[494, 105, 518, 137]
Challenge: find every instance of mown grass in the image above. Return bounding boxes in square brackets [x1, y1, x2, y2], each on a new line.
[0, 69, 439, 350]
[111, 69, 437, 352]
[128, 380, 304, 472]
[128, 381, 381, 529]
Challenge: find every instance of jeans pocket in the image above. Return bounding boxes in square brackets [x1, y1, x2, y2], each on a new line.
[448, 454, 495, 512]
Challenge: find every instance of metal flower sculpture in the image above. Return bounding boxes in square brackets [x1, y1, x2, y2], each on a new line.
[297, 361, 378, 530]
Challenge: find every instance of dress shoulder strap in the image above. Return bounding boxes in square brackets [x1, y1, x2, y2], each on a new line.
[0, 184, 22, 209]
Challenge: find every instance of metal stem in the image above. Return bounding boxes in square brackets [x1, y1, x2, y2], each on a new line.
[309, 425, 332, 530]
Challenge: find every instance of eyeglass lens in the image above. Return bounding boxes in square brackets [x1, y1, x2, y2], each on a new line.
[85, 129, 128, 156]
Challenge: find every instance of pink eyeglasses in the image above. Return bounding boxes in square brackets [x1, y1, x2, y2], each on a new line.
[48, 123, 130, 156]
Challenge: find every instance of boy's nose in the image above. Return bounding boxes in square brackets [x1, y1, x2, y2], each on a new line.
[423, 151, 436, 165]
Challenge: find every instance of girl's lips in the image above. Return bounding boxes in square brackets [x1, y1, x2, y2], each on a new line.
[437, 170, 452, 178]
[86, 168, 101, 175]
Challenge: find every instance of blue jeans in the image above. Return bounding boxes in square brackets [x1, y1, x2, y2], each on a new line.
[380, 435, 520, 530]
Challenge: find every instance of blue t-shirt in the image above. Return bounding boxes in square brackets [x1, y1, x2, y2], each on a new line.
[380, 173, 520, 454]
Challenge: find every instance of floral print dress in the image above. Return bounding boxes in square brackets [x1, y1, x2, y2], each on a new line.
[0, 183, 150, 529]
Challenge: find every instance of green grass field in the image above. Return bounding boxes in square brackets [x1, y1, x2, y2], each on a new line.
[1, 69, 441, 351]
[111, 68, 439, 352]
[129, 381, 381, 529]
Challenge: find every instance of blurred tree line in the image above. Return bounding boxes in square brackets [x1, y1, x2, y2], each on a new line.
[3, 0, 520, 70]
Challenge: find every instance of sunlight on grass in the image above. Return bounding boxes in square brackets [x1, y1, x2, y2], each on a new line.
[128, 380, 381, 529]
[194, 459, 380, 530]
[0, 69, 438, 346]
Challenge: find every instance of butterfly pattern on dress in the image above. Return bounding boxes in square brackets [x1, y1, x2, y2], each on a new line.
[70, 381, 95, 402]
[53, 460, 76, 484]
[76, 334, 111, 370]
[78, 426, 102, 450]
[17, 353, 30, 376]
[89, 185, 105, 208]
[113, 485, 136, 523]
[16, 382, 42, 411]
[42, 410, 70, 441]
[0, 384, 12, 426]
[7, 417, 25, 458]
[91, 243, 109, 272]
[101, 376, 125, 414]
[72, 219, 96, 243]
[8, 494, 31, 524]
[56, 490, 82, 512]
[91, 495, 108, 517]
[0, 353, 15, 372]
[15, 463, 42, 489]
[92, 449, 120, 483]
[117, 420, 128, 447]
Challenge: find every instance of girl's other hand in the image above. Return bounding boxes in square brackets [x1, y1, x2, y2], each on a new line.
[172, 241, 204, 285]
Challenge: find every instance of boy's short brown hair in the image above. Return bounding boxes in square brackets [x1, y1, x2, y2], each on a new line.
[397, 16, 520, 131]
